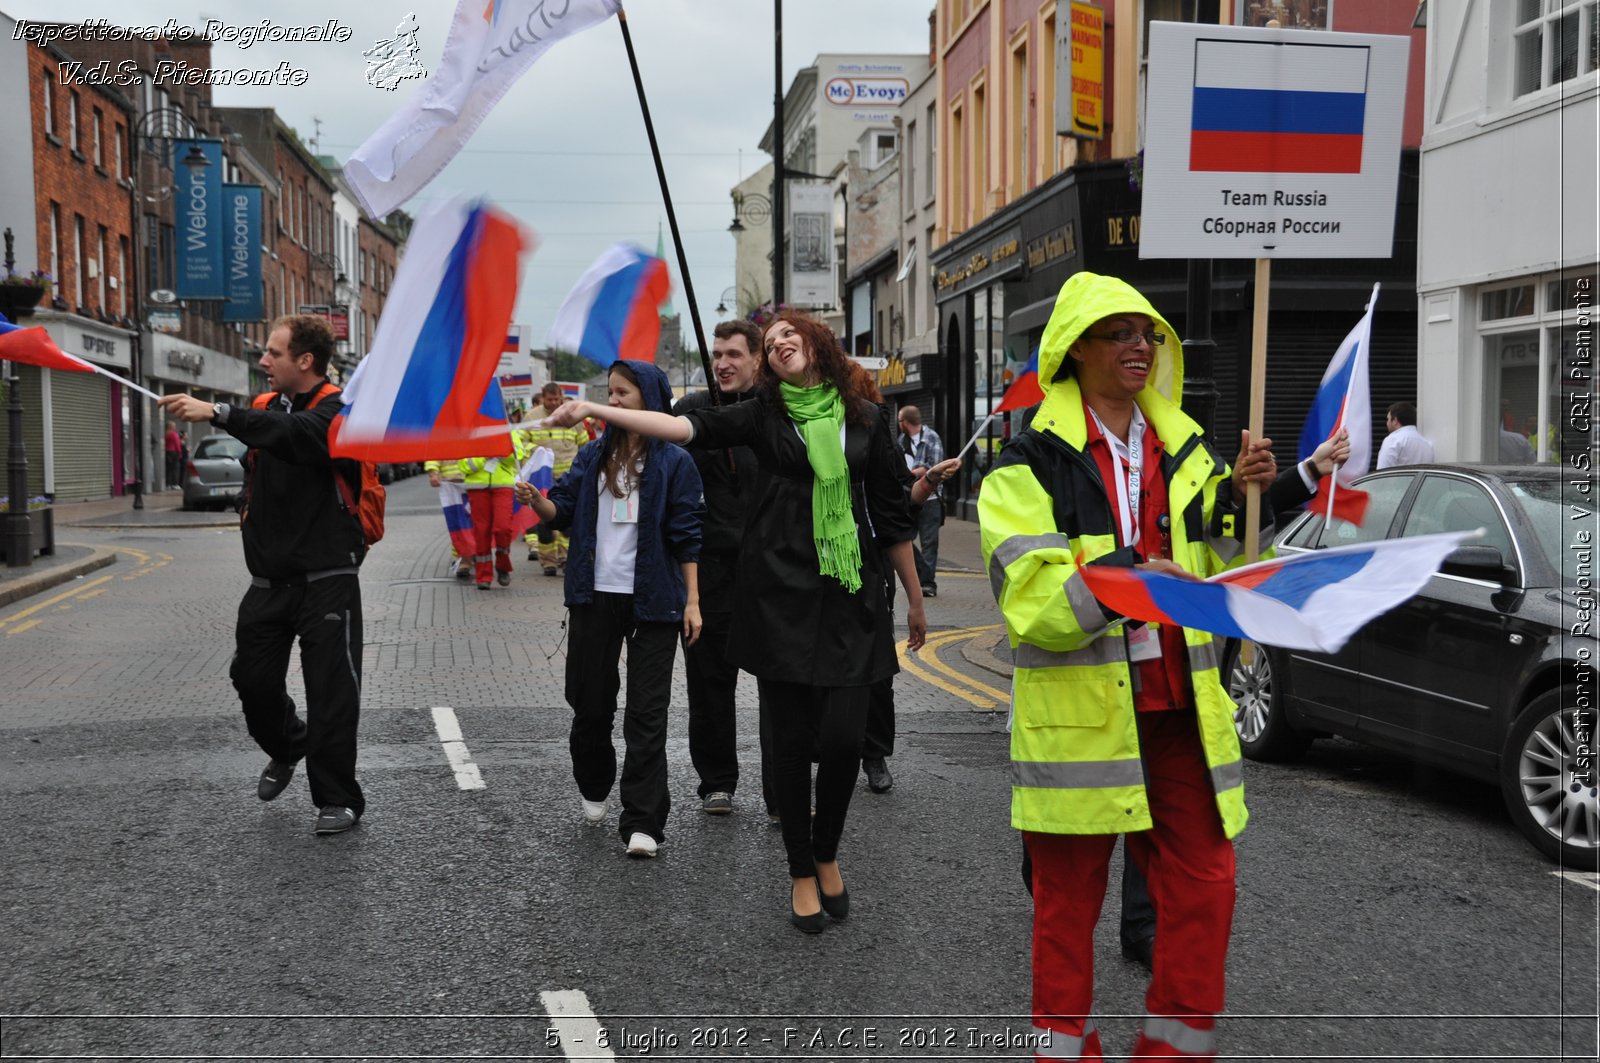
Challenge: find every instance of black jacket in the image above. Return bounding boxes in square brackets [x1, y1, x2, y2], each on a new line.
[683, 392, 916, 687]
[671, 387, 762, 613]
[230, 385, 366, 582]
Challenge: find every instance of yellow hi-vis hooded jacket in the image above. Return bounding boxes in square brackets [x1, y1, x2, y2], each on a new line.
[979, 271, 1264, 840]
[459, 435, 527, 490]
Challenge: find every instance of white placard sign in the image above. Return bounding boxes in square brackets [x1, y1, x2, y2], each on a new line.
[788, 182, 836, 308]
[1139, 21, 1410, 260]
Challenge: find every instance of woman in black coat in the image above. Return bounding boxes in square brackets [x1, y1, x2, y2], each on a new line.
[541, 312, 927, 933]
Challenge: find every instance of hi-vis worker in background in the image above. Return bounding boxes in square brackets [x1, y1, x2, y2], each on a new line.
[979, 272, 1282, 1062]
[519, 382, 590, 576]
[460, 435, 526, 590]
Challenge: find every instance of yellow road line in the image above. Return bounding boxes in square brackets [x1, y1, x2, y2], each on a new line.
[5, 619, 42, 636]
[896, 622, 1010, 709]
[0, 573, 115, 628]
[918, 626, 1012, 702]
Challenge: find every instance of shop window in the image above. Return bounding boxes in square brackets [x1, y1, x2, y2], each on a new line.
[1481, 283, 1535, 321]
[1512, 0, 1598, 98]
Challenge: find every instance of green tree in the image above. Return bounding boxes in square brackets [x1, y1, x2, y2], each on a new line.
[548, 348, 602, 382]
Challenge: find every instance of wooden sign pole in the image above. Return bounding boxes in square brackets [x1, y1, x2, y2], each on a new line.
[1240, 256, 1271, 668]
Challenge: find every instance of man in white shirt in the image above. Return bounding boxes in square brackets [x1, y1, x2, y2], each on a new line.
[1377, 401, 1435, 469]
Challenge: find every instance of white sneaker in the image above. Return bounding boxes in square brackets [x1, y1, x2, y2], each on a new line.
[580, 797, 607, 825]
[625, 832, 658, 858]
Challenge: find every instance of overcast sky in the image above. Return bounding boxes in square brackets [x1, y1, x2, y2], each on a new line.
[7, 0, 935, 351]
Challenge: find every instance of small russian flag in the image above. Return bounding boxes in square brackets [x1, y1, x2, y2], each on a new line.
[546, 243, 671, 368]
[993, 348, 1043, 413]
[1298, 284, 1378, 525]
[1189, 39, 1369, 174]
[438, 481, 477, 560]
[1077, 530, 1472, 654]
[511, 446, 556, 536]
[0, 311, 97, 375]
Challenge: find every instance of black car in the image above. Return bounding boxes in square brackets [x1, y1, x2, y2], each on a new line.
[1226, 464, 1598, 869]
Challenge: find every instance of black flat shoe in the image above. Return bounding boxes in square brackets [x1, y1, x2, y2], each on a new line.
[790, 883, 826, 934]
[819, 887, 849, 919]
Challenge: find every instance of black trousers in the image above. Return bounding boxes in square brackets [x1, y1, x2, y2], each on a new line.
[683, 608, 740, 797]
[566, 592, 679, 843]
[760, 679, 868, 879]
[231, 576, 365, 816]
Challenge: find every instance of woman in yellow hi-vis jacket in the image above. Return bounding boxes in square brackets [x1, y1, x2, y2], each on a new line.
[979, 272, 1281, 1062]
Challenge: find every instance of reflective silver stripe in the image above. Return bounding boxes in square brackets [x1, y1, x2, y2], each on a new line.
[1206, 524, 1244, 565]
[1187, 638, 1221, 674]
[1143, 1016, 1217, 1055]
[1033, 1018, 1094, 1061]
[1014, 637, 1125, 670]
[1063, 570, 1110, 633]
[1015, 758, 1144, 789]
[1210, 758, 1244, 793]
[991, 532, 1075, 600]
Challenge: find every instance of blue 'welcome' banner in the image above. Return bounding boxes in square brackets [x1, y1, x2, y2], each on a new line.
[175, 138, 224, 300]
[221, 184, 263, 322]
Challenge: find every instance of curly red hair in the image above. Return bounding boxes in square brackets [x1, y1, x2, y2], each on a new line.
[758, 311, 876, 426]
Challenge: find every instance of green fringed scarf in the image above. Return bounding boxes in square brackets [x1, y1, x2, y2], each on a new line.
[780, 380, 862, 594]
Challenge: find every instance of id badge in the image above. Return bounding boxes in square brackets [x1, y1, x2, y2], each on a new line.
[1127, 623, 1162, 663]
[611, 493, 639, 524]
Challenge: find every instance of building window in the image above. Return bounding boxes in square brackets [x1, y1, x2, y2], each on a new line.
[97, 226, 107, 310]
[1513, 0, 1598, 97]
[73, 215, 85, 309]
[48, 203, 60, 284]
[42, 69, 54, 136]
[92, 108, 103, 167]
[1010, 33, 1029, 198]
[949, 98, 965, 234]
[972, 79, 988, 220]
[1041, 7, 1059, 181]
[114, 125, 124, 178]
[925, 101, 936, 203]
[118, 235, 129, 315]
[68, 91, 80, 153]
[904, 120, 917, 214]
[1481, 268, 1598, 463]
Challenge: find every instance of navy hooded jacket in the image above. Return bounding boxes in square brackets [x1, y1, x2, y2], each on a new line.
[544, 360, 704, 622]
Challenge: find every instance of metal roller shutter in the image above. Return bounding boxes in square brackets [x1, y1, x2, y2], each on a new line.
[0, 367, 47, 500]
[49, 369, 112, 501]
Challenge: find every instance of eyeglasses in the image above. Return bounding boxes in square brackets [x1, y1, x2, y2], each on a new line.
[1083, 328, 1166, 347]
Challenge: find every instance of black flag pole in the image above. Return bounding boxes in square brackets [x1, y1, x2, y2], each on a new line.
[616, 5, 720, 403]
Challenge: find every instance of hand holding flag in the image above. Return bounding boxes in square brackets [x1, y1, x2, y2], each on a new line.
[1298, 284, 1378, 525]
[510, 446, 555, 536]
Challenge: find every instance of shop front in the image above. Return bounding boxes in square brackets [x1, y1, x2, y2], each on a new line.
[931, 158, 1421, 521]
[0, 310, 138, 502]
[146, 333, 256, 490]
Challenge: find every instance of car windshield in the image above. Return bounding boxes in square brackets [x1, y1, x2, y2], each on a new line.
[1508, 478, 1595, 589]
[194, 437, 246, 462]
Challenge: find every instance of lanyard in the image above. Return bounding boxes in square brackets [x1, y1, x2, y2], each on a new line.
[1088, 405, 1144, 549]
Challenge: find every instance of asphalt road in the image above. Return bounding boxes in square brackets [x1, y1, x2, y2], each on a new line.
[1, 475, 1595, 1062]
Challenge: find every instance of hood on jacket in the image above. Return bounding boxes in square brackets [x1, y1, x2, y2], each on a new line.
[1037, 271, 1182, 407]
[612, 358, 675, 415]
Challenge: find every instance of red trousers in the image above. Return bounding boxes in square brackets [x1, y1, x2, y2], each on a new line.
[1027, 709, 1235, 1062]
[468, 487, 514, 583]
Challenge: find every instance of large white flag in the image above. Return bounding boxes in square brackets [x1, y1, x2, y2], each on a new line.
[344, 0, 622, 218]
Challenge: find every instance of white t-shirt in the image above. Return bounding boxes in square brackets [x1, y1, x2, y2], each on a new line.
[593, 471, 640, 594]
[1377, 424, 1436, 469]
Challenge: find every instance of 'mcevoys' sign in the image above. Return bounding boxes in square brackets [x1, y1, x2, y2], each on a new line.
[824, 77, 908, 106]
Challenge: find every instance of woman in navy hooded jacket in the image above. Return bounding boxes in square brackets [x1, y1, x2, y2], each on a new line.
[515, 360, 704, 858]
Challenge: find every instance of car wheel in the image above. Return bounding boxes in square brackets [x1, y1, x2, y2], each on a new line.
[1499, 687, 1600, 870]
[1225, 639, 1311, 762]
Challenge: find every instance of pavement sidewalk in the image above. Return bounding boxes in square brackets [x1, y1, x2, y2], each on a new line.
[0, 489, 233, 608]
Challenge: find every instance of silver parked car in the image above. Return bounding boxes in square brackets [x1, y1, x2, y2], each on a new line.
[180, 434, 247, 511]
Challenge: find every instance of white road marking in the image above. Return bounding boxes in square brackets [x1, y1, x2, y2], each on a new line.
[539, 988, 616, 1061]
[1552, 870, 1600, 891]
[430, 706, 486, 791]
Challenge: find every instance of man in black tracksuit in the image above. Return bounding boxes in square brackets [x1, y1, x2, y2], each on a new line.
[159, 314, 368, 835]
[671, 319, 768, 816]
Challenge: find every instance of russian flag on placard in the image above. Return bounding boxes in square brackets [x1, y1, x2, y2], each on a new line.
[510, 445, 555, 536]
[438, 480, 477, 560]
[1078, 530, 1472, 654]
[0, 311, 97, 375]
[330, 198, 533, 462]
[1190, 38, 1369, 174]
[546, 243, 670, 368]
[1299, 284, 1378, 525]
[994, 348, 1043, 413]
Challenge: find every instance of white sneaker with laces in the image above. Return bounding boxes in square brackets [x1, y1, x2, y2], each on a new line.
[580, 797, 607, 824]
[625, 832, 659, 858]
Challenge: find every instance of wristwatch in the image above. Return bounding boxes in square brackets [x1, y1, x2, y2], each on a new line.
[1302, 457, 1323, 481]
[211, 402, 232, 426]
